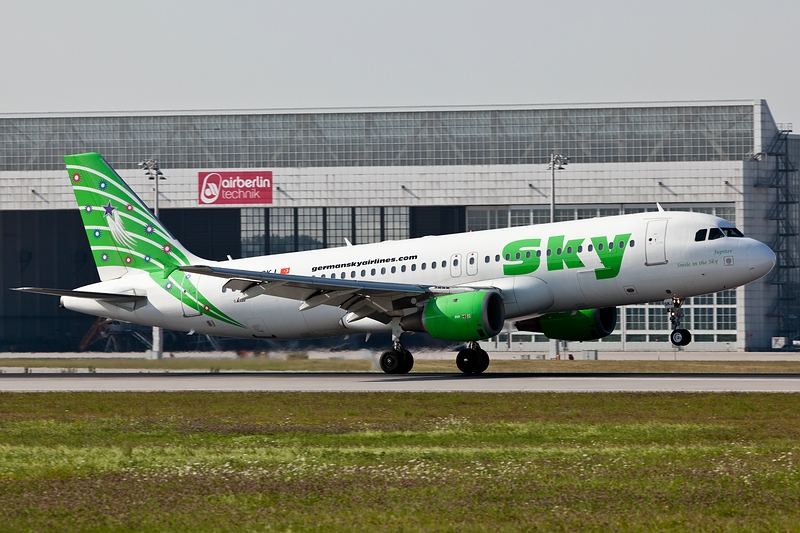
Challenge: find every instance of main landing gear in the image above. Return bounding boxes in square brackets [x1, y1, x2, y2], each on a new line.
[456, 341, 490, 375]
[665, 296, 692, 347]
[379, 341, 415, 374]
[380, 320, 414, 374]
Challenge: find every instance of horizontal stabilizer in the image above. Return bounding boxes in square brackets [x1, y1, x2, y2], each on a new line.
[11, 287, 146, 303]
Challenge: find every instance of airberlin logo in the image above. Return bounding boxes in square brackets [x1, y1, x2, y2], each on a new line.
[198, 171, 273, 205]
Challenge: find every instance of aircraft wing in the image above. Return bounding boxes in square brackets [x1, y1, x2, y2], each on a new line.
[180, 265, 490, 324]
[11, 287, 147, 303]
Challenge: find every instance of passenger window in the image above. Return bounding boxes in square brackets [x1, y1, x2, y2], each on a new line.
[361, 270, 366, 277]
[421, 263, 426, 270]
[370, 268, 376, 276]
[391, 266, 396, 274]
[411, 264, 416, 272]
[484, 255, 490, 263]
[495, 255, 500, 262]
[381, 267, 386, 275]
[695, 229, 707, 242]
[442, 261, 447, 268]
[708, 228, 724, 240]
[401, 265, 406, 273]
[431, 261, 437, 269]
[453, 259, 459, 266]
[469, 256, 475, 265]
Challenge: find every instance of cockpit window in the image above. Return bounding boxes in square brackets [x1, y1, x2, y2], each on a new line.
[708, 228, 724, 240]
[721, 227, 744, 237]
[695, 229, 707, 242]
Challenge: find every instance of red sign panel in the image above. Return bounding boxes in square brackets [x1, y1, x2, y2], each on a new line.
[198, 171, 273, 205]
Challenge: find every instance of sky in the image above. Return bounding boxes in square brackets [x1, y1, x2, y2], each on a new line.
[2, 0, 799, 124]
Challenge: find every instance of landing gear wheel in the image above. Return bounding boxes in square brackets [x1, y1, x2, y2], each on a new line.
[397, 350, 414, 374]
[380, 350, 403, 374]
[476, 349, 490, 374]
[456, 348, 478, 374]
[456, 347, 489, 375]
[670, 329, 692, 347]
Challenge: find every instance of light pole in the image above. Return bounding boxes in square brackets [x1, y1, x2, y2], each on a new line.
[139, 159, 165, 359]
[546, 150, 568, 358]
[547, 149, 568, 223]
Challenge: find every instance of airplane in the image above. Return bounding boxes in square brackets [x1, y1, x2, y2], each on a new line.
[13, 153, 776, 374]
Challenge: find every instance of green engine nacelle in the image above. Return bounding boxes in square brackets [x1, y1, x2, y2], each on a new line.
[400, 290, 505, 341]
[515, 307, 617, 341]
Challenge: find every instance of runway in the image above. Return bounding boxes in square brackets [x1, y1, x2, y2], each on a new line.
[2, 372, 800, 393]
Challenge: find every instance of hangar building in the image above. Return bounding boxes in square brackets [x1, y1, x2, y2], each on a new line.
[1, 100, 797, 352]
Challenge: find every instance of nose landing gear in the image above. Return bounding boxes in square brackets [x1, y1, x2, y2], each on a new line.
[665, 296, 692, 347]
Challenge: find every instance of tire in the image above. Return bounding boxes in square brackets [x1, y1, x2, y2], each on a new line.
[380, 350, 403, 374]
[475, 349, 490, 374]
[397, 350, 414, 374]
[670, 329, 692, 347]
[456, 348, 479, 374]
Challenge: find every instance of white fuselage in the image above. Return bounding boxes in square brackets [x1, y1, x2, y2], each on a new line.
[61, 211, 775, 340]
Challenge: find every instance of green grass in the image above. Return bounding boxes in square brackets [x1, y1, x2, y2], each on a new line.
[4, 357, 800, 374]
[1, 392, 799, 531]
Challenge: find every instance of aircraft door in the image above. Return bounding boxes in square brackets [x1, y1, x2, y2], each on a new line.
[450, 254, 462, 277]
[645, 219, 669, 266]
[466, 252, 478, 276]
[180, 273, 202, 317]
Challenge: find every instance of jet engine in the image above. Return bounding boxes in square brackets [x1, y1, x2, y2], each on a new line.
[515, 307, 617, 341]
[400, 290, 505, 341]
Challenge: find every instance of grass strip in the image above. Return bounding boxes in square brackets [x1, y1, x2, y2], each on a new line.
[0, 392, 798, 532]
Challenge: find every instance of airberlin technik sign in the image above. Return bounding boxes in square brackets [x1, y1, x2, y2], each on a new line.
[198, 171, 273, 205]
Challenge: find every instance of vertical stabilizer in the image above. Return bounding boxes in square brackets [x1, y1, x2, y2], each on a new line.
[65, 152, 203, 281]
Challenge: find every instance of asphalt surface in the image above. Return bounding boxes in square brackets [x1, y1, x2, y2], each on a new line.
[2, 372, 800, 392]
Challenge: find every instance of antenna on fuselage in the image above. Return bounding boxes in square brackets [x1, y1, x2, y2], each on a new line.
[657, 202, 665, 212]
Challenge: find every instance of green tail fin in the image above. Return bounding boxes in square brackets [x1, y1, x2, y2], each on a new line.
[65, 152, 200, 281]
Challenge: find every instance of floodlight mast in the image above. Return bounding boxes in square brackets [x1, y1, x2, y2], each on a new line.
[546, 150, 568, 358]
[547, 149, 568, 223]
[138, 158, 165, 359]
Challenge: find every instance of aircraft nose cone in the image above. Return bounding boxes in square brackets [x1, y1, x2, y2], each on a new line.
[746, 241, 776, 279]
